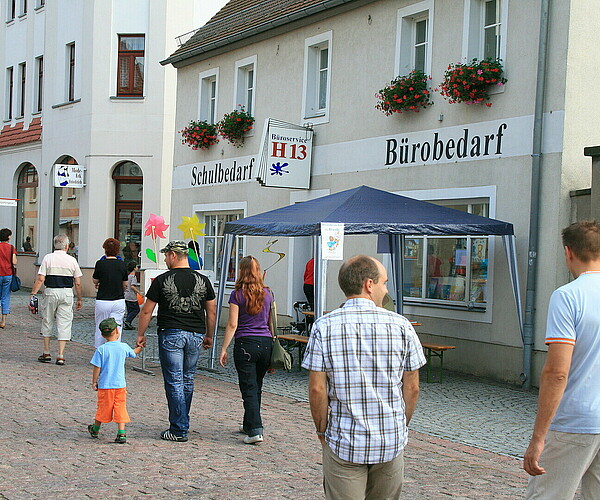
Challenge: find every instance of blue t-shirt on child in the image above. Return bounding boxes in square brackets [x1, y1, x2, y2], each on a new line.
[90, 341, 136, 389]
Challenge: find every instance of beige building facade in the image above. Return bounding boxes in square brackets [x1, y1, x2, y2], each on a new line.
[165, 0, 599, 385]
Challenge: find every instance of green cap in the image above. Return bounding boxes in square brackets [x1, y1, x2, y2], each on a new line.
[99, 317, 119, 335]
[160, 240, 189, 255]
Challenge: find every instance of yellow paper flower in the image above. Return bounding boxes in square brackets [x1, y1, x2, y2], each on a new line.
[178, 215, 206, 240]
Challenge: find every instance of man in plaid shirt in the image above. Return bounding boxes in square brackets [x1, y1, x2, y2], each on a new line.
[302, 255, 426, 499]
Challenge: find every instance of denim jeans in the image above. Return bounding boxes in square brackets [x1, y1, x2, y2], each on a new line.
[234, 335, 273, 436]
[0, 275, 11, 315]
[125, 300, 140, 324]
[158, 328, 204, 437]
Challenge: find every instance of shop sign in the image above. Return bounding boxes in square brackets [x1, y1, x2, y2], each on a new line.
[54, 164, 85, 188]
[257, 120, 313, 189]
[173, 155, 257, 189]
[321, 223, 344, 260]
[0, 198, 17, 207]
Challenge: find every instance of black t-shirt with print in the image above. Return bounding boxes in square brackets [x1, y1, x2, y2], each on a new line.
[146, 268, 216, 333]
[93, 258, 128, 300]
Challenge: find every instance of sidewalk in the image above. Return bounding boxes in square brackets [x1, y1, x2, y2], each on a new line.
[0, 291, 534, 499]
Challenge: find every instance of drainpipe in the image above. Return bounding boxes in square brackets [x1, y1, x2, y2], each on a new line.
[522, 0, 551, 389]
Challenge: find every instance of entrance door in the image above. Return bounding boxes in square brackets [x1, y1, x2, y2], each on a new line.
[116, 205, 142, 265]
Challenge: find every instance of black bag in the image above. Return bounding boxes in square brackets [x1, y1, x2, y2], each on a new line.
[10, 261, 20, 292]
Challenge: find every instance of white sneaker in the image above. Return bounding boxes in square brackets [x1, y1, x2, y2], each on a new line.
[243, 434, 263, 444]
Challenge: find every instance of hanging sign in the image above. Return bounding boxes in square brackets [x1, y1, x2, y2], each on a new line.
[257, 119, 313, 189]
[0, 198, 18, 207]
[321, 223, 344, 260]
[54, 164, 86, 188]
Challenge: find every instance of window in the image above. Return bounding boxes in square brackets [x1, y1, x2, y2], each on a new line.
[402, 201, 490, 310]
[234, 56, 256, 116]
[201, 212, 244, 284]
[36, 0, 44, 8]
[117, 35, 145, 96]
[34, 56, 42, 112]
[463, 0, 507, 62]
[20, 0, 27, 16]
[198, 68, 219, 124]
[302, 31, 332, 123]
[7, 0, 15, 21]
[17, 62, 25, 117]
[67, 42, 75, 102]
[6, 67, 13, 120]
[16, 164, 38, 253]
[396, 1, 433, 76]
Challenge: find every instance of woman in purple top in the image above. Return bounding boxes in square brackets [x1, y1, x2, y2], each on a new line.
[219, 256, 273, 445]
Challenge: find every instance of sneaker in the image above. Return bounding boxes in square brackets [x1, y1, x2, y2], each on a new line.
[238, 425, 248, 435]
[123, 322, 134, 330]
[160, 430, 188, 442]
[87, 424, 99, 439]
[114, 433, 127, 444]
[243, 434, 263, 445]
[37, 353, 51, 363]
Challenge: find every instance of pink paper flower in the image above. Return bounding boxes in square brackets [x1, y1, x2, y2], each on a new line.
[144, 214, 169, 239]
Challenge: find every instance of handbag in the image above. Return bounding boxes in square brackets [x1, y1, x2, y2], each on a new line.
[268, 289, 292, 371]
[10, 258, 20, 292]
[137, 293, 144, 305]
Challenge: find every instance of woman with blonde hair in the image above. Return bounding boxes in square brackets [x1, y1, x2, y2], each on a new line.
[219, 256, 274, 444]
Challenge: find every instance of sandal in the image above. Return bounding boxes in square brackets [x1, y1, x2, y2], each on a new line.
[56, 357, 65, 366]
[38, 353, 51, 363]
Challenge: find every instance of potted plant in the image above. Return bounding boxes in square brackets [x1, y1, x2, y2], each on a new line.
[180, 120, 219, 150]
[438, 58, 507, 106]
[375, 70, 433, 115]
[217, 107, 255, 147]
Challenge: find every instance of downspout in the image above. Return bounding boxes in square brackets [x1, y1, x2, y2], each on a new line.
[522, 0, 551, 389]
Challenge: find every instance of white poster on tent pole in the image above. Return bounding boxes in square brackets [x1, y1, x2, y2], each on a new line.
[321, 223, 344, 260]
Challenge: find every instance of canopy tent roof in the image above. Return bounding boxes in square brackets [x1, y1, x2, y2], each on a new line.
[224, 186, 514, 236]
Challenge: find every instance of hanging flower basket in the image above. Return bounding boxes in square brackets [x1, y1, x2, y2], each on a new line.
[180, 120, 219, 150]
[375, 70, 433, 115]
[217, 107, 255, 147]
[437, 58, 507, 106]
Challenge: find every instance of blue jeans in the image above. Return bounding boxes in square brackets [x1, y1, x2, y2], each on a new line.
[158, 328, 204, 437]
[0, 275, 12, 315]
[125, 300, 140, 324]
[234, 336, 273, 436]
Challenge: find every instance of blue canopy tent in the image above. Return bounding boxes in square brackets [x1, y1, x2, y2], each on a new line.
[211, 186, 524, 375]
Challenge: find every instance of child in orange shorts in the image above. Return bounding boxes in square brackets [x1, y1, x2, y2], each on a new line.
[88, 317, 142, 443]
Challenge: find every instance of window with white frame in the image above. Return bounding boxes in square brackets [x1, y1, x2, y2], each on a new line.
[395, 189, 495, 315]
[199, 211, 244, 284]
[198, 69, 218, 124]
[7, 0, 15, 21]
[6, 66, 13, 120]
[66, 42, 76, 102]
[17, 62, 25, 118]
[34, 56, 42, 112]
[20, 0, 27, 16]
[302, 31, 332, 123]
[234, 56, 256, 116]
[463, 0, 507, 62]
[396, 1, 433, 76]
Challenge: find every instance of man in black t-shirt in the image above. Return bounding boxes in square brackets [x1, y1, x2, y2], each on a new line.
[136, 241, 216, 442]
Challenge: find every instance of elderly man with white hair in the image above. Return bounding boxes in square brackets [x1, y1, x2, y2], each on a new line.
[31, 234, 83, 366]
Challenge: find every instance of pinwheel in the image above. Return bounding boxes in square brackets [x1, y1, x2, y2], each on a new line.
[144, 214, 169, 267]
[177, 215, 206, 266]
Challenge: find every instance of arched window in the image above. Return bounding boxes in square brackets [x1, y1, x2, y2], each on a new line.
[113, 161, 143, 264]
[16, 163, 38, 253]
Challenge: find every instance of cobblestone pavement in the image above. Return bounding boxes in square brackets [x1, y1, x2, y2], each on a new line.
[0, 290, 547, 498]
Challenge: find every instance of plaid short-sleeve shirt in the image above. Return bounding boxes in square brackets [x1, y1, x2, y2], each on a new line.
[302, 298, 426, 464]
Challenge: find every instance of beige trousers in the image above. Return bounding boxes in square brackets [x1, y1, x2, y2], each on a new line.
[526, 430, 600, 499]
[41, 288, 74, 341]
[322, 443, 404, 500]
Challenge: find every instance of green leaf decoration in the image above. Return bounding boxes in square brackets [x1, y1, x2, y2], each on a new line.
[146, 248, 157, 263]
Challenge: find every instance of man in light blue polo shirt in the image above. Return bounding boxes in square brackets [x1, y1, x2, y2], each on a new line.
[524, 221, 600, 499]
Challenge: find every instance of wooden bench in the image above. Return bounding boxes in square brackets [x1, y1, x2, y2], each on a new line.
[420, 342, 456, 383]
[277, 333, 309, 371]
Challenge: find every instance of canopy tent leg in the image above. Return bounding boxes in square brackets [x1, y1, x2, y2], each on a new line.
[209, 233, 235, 370]
[313, 235, 326, 320]
[389, 234, 405, 315]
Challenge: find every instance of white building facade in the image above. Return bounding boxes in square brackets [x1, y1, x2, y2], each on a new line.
[0, 0, 203, 292]
[164, 0, 600, 385]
